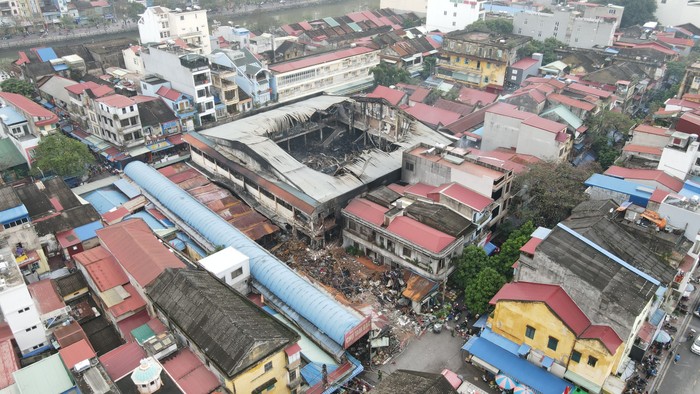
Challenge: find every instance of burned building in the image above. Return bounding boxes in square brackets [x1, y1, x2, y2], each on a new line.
[183, 95, 450, 245]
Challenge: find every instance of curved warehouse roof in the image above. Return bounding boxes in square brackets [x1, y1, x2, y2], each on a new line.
[124, 161, 361, 345]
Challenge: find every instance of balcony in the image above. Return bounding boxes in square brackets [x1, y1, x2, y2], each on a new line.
[194, 74, 210, 86]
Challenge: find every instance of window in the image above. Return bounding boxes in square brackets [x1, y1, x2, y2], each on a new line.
[588, 356, 598, 367]
[547, 336, 558, 351]
[17, 307, 29, 314]
[443, 11, 447, 15]
[452, 21, 456, 27]
[456, 57, 461, 63]
[264, 361, 273, 372]
[180, 15, 184, 20]
[230, 267, 243, 280]
[571, 350, 581, 363]
[404, 162, 414, 171]
[453, 12, 457, 17]
[525, 325, 536, 339]
[402, 247, 411, 258]
[289, 369, 297, 382]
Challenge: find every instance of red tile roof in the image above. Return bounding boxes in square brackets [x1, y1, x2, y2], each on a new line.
[366, 85, 406, 106]
[405, 182, 435, 198]
[633, 124, 670, 136]
[0, 339, 18, 390]
[269, 46, 375, 73]
[74, 246, 129, 292]
[58, 339, 96, 369]
[405, 102, 460, 127]
[0, 92, 58, 127]
[116, 309, 150, 343]
[99, 342, 146, 381]
[604, 166, 684, 192]
[54, 322, 92, 350]
[656, 35, 695, 47]
[65, 81, 101, 95]
[510, 57, 539, 70]
[567, 83, 612, 98]
[650, 189, 670, 203]
[458, 87, 498, 107]
[522, 77, 566, 90]
[428, 182, 493, 211]
[96, 219, 186, 287]
[409, 87, 431, 104]
[343, 198, 388, 226]
[15, 51, 30, 65]
[95, 94, 135, 109]
[547, 93, 596, 111]
[485, 102, 533, 120]
[519, 237, 543, 255]
[522, 116, 567, 134]
[491, 282, 622, 353]
[101, 206, 130, 225]
[622, 144, 662, 156]
[108, 283, 147, 318]
[27, 279, 65, 315]
[156, 86, 184, 101]
[161, 349, 220, 394]
[386, 216, 456, 254]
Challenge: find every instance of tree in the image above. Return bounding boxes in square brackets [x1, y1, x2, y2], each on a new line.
[450, 245, 490, 290]
[33, 134, 95, 177]
[421, 56, 436, 79]
[60, 15, 76, 29]
[465, 19, 514, 35]
[464, 268, 505, 314]
[368, 63, 410, 87]
[0, 79, 35, 98]
[513, 161, 600, 227]
[518, 37, 566, 65]
[600, 0, 657, 28]
[490, 221, 536, 276]
[587, 110, 635, 137]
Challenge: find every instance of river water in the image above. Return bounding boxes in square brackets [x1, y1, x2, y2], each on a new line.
[0, 0, 379, 61]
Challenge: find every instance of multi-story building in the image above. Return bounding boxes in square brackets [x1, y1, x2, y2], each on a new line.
[90, 94, 143, 148]
[426, 0, 486, 33]
[0, 92, 59, 164]
[210, 64, 242, 119]
[677, 62, 700, 98]
[655, 0, 700, 26]
[513, 8, 617, 49]
[569, 1, 624, 29]
[141, 45, 216, 124]
[482, 102, 572, 162]
[138, 5, 211, 55]
[65, 81, 115, 129]
[140, 74, 198, 132]
[402, 143, 514, 226]
[147, 268, 301, 394]
[269, 46, 380, 103]
[0, 247, 50, 357]
[209, 48, 272, 106]
[437, 30, 531, 91]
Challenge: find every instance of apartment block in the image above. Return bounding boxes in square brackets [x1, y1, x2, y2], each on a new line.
[426, 0, 486, 33]
[513, 8, 616, 49]
[138, 5, 211, 55]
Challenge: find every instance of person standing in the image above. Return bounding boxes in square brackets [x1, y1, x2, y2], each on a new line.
[674, 354, 681, 364]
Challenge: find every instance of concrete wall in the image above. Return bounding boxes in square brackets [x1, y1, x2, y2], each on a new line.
[481, 111, 522, 151]
[630, 132, 668, 148]
[657, 142, 699, 180]
[585, 186, 630, 205]
[655, 0, 700, 26]
[426, 0, 485, 33]
[517, 124, 564, 161]
[380, 0, 427, 16]
[0, 284, 47, 354]
[229, 348, 292, 394]
[568, 19, 615, 49]
[658, 201, 700, 241]
[513, 9, 615, 49]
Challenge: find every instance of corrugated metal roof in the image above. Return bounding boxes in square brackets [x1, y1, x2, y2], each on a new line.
[12, 354, 74, 394]
[124, 161, 362, 346]
[98, 342, 146, 381]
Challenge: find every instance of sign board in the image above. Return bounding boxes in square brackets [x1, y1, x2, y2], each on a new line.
[343, 315, 371, 348]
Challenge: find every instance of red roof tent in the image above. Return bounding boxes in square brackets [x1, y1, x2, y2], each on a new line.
[161, 349, 220, 394]
[405, 102, 461, 128]
[458, 86, 498, 107]
[547, 93, 596, 111]
[58, 339, 96, 369]
[268, 46, 375, 73]
[490, 282, 623, 353]
[27, 279, 65, 315]
[74, 246, 129, 292]
[0, 92, 58, 127]
[428, 182, 493, 211]
[604, 166, 684, 192]
[510, 57, 539, 70]
[366, 85, 406, 106]
[0, 338, 19, 390]
[386, 216, 456, 254]
[99, 342, 147, 381]
[96, 219, 186, 288]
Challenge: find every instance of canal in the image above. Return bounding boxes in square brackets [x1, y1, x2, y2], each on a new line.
[0, 0, 379, 61]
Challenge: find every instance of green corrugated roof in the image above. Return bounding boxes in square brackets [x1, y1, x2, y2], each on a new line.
[131, 323, 156, 345]
[0, 138, 26, 171]
[323, 17, 339, 27]
[541, 105, 583, 130]
[13, 354, 74, 394]
[347, 22, 362, 32]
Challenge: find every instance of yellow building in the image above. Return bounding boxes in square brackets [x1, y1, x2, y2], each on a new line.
[147, 268, 302, 394]
[488, 282, 624, 394]
[437, 30, 531, 92]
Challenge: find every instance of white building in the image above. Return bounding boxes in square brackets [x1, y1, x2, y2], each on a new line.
[380, 0, 428, 16]
[138, 6, 212, 55]
[122, 45, 146, 75]
[513, 8, 617, 49]
[0, 248, 49, 356]
[658, 132, 700, 181]
[141, 46, 217, 124]
[90, 94, 144, 148]
[209, 48, 273, 106]
[426, 0, 486, 33]
[655, 0, 700, 26]
[269, 46, 380, 103]
[198, 247, 250, 295]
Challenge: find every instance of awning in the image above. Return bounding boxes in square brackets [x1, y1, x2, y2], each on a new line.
[463, 337, 574, 394]
[145, 140, 173, 152]
[473, 314, 488, 328]
[480, 328, 520, 355]
[637, 321, 655, 344]
[402, 272, 438, 302]
[517, 343, 531, 357]
[470, 355, 499, 375]
[564, 369, 603, 394]
[127, 145, 150, 157]
[541, 356, 554, 369]
[166, 134, 185, 145]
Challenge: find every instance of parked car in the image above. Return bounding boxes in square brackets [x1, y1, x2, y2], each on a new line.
[694, 305, 700, 318]
[691, 336, 700, 355]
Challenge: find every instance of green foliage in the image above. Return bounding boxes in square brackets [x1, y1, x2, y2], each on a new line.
[594, 0, 657, 28]
[513, 161, 600, 227]
[587, 110, 635, 136]
[517, 37, 566, 65]
[0, 79, 35, 98]
[490, 221, 535, 275]
[33, 134, 95, 177]
[450, 245, 490, 290]
[368, 63, 411, 87]
[465, 19, 514, 35]
[421, 57, 436, 79]
[464, 268, 505, 314]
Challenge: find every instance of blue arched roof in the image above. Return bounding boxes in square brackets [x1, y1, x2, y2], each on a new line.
[124, 162, 360, 345]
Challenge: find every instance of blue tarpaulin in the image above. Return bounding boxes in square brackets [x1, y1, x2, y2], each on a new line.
[463, 337, 575, 394]
[483, 242, 498, 256]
